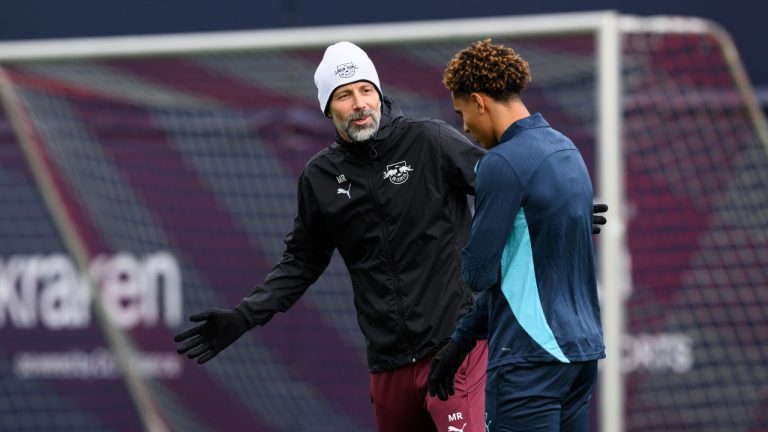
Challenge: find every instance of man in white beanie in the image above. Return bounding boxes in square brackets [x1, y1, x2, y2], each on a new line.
[314, 41, 385, 143]
[175, 41, 607, 432]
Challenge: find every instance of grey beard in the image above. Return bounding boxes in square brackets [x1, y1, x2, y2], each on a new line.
[342, 109, 381, 142]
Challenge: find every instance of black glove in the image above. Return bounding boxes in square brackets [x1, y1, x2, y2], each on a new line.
[592, 203, 608, 234]
[427, 340, 470, 401]
[174, 308, 250, 364]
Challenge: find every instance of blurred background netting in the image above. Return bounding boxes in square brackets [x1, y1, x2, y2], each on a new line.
[0, 19, 766, 432]
[621, 31, 768, 432]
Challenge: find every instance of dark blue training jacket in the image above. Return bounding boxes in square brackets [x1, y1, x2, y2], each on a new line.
[453, 113, 605, 370]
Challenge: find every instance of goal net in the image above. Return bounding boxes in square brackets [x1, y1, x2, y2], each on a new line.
[0, 11, 765, 432]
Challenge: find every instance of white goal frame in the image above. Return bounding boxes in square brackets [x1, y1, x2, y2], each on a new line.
[1, 11, 764, 432]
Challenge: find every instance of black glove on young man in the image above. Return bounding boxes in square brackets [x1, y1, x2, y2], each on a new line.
[427, 339, 471, 401]
[174, 308, 250, 364]
[592, 203, 608, 234]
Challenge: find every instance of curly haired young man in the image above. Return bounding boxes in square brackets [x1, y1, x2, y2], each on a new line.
[428, 39, 606, 432]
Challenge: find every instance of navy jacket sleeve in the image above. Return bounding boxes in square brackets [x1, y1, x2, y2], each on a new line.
[236, 171, 335, 327]
[461, 152, 524, 292]
[450, 289, 490, 351]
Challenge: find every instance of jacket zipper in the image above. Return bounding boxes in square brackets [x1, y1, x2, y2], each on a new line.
[366, 144, 415, 362]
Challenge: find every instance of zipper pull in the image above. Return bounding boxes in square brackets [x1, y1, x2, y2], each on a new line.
[368, 143, 378, 160]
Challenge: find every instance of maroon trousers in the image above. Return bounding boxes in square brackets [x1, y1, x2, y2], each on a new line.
[370, 340, 488, 432]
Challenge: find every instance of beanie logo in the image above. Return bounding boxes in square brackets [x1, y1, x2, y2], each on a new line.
[334, 62, 358, 79]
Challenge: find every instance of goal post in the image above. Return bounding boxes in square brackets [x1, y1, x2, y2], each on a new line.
[597, 12, 625, 432]
[0, 11, 765, 432]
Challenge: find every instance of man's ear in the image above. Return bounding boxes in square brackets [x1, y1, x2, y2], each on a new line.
[470, 92, 485, 113]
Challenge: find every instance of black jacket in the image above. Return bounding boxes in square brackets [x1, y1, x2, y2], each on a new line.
[236, 97, 486, 372]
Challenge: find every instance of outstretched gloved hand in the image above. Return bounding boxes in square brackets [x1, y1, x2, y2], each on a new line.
[174, 308, 250, 364]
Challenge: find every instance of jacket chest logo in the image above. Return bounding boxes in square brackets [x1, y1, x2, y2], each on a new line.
[336, 174, 351, 199]
[382, 161, 413, 185]
[336, 183, 351, 199]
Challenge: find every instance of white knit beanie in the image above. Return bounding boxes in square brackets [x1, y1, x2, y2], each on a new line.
[314, 41, 382, 115]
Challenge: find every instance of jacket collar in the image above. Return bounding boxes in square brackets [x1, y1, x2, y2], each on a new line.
[499, 112, 550, 143]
